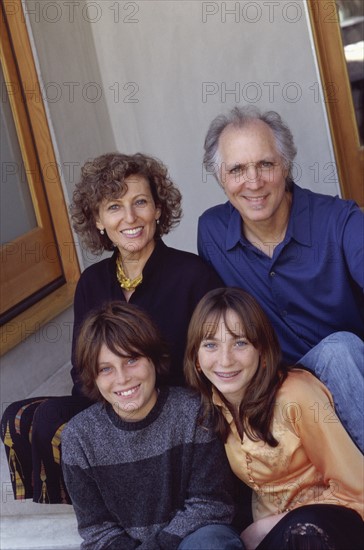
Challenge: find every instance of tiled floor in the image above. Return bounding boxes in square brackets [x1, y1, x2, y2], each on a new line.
[0, 365, 82, 550]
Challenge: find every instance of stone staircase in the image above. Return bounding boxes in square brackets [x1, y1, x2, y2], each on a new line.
[0, 365, 82, 550]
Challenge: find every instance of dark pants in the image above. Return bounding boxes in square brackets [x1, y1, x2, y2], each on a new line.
[257, 504, 364, 550]
[1, 395, 92, 503]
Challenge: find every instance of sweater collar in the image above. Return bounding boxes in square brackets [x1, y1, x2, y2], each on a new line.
[105, 386, 169, 431]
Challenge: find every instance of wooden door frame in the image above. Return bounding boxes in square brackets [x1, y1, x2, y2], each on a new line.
[307, 0, 363, 207]
[0, 0, 81, 354]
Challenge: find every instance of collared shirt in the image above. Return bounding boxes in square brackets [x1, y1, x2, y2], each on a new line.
[198, 184, 364, 363]
[212, 370, 364, 521]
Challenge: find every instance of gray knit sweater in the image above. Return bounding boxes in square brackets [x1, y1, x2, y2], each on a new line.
[62, 387, 235, 549]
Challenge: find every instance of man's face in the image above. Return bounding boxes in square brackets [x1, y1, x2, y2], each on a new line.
[218, 121, 289, 227]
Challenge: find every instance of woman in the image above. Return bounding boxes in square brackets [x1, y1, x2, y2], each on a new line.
[1, 153, 222, 504]
[62, 301, 243, 550]
[184, 287, 364, 550]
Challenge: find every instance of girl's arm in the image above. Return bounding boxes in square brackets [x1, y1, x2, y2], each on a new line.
[284, 371, 364, 518]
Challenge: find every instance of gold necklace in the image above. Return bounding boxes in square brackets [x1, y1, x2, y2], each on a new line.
[116, 255, 143, 291]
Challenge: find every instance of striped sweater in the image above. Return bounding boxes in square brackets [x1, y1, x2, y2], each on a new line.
[62, 387, 235, 549]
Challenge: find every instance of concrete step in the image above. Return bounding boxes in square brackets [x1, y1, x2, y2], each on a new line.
[1, 365, 81, 549]
[1, 440, 81, 549]
[0, 514, 82, 550]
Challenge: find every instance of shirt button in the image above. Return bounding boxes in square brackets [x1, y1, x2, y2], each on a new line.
[270, 271, 275, 277]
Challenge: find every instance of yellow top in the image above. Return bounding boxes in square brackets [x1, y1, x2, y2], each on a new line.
[213, 369, 364, 522]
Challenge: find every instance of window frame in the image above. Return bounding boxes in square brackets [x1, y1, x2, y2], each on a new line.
[0, 0, 81, 355]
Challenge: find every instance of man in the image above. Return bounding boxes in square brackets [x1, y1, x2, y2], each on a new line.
[198, 106, 364, 452]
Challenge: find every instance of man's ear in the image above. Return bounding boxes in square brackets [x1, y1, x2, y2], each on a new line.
[281, 159, 290, 181]
[218, 166, 226, 190]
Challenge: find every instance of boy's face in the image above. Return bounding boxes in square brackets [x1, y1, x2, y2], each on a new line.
[96, 343, 157, 422]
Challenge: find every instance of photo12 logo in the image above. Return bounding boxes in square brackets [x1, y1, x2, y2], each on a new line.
[201, 81, 339, 104]
[1, 80, 139, 105]
[3, 1, 140, 24]
[202, 2, 304, 24]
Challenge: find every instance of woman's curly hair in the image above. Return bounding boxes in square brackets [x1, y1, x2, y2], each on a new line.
[70, 152, 183, 254]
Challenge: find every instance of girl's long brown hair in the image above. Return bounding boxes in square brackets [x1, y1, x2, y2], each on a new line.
[184, 288, 288, 446]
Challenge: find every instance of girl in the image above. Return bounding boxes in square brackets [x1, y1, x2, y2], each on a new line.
[184, 287, 363, 550]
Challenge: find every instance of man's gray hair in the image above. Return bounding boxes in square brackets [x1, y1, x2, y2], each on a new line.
[203, 106, 297, 187]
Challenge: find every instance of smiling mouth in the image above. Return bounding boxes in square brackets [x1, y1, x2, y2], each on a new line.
[244, 195, 267, 202]
[114, 385, 140, 397]
[121, 227, 143, 236]
[215, 371, 241, 379]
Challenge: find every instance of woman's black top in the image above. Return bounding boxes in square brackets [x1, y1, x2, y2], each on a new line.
[71, 239, 223, 394]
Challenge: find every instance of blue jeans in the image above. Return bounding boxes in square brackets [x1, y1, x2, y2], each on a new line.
[178, 524, 245, 549]
[299, 331, 364, 453]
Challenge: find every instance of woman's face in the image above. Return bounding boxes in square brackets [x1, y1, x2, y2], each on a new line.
[96, 174, 161, 259]
[96, 343, 158, 422]
[197, 310, 260, 407]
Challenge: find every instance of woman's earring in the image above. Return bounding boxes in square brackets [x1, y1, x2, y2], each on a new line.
[195, 360, 201, 372]
[99, 229, 105, 235]
[156, 219, 160, 225]
[261, 357, 267, 369]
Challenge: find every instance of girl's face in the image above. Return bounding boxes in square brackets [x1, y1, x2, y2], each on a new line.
[197, 310, 260, 407]
[96, 343, 157, 422]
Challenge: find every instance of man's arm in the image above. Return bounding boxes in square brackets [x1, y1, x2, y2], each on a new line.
[341, 203, 364, 290]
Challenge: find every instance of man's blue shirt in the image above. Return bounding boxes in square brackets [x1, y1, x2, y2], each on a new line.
[198, 184, 364, 364]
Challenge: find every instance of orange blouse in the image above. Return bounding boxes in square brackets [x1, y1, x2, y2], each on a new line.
[214, 369, 364, 522]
